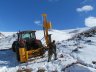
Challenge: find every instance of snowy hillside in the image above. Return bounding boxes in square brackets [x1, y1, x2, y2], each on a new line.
[1, 32, 16, 37]
[0, 30, 72, 50]
[0, 28, 96, 72]
[0, 33, 5, 39]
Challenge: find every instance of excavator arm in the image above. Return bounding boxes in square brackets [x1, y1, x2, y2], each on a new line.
[42, 14, 52, 46]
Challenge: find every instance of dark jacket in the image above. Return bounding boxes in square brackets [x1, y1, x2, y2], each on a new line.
[48, 42, 56, 53]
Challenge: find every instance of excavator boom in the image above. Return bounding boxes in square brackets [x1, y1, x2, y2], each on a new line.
[42, 14, 52, 46]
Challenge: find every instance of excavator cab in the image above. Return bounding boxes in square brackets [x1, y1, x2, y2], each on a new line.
[18, 31, 43, 50]
[18, 31, 36, 41]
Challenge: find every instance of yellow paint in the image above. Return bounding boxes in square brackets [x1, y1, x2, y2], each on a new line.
[19, 48, 27, 62]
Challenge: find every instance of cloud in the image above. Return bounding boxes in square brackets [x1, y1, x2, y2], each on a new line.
[34, 21, 42, 26]
[85, 16, 96, 27]
[76, 5, 94, 12]
[34, 21, 40, 24]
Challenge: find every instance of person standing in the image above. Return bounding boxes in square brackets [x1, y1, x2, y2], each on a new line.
[48, 40, 57, 62]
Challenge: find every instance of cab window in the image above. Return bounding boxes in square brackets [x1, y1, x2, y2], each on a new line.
[22, 33, 30, 39]
[31, 33, 36, 39]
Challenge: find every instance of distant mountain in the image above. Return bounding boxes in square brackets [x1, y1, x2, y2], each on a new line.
[70, 27, 96, 40]
[0, 32, 5, 38]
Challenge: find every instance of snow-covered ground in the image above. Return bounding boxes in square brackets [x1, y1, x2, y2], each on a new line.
[0, 28, 96, 72]
[1, 32, 16, 37]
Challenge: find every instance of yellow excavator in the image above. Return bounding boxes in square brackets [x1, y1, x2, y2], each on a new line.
[12, 14, 52, 63]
